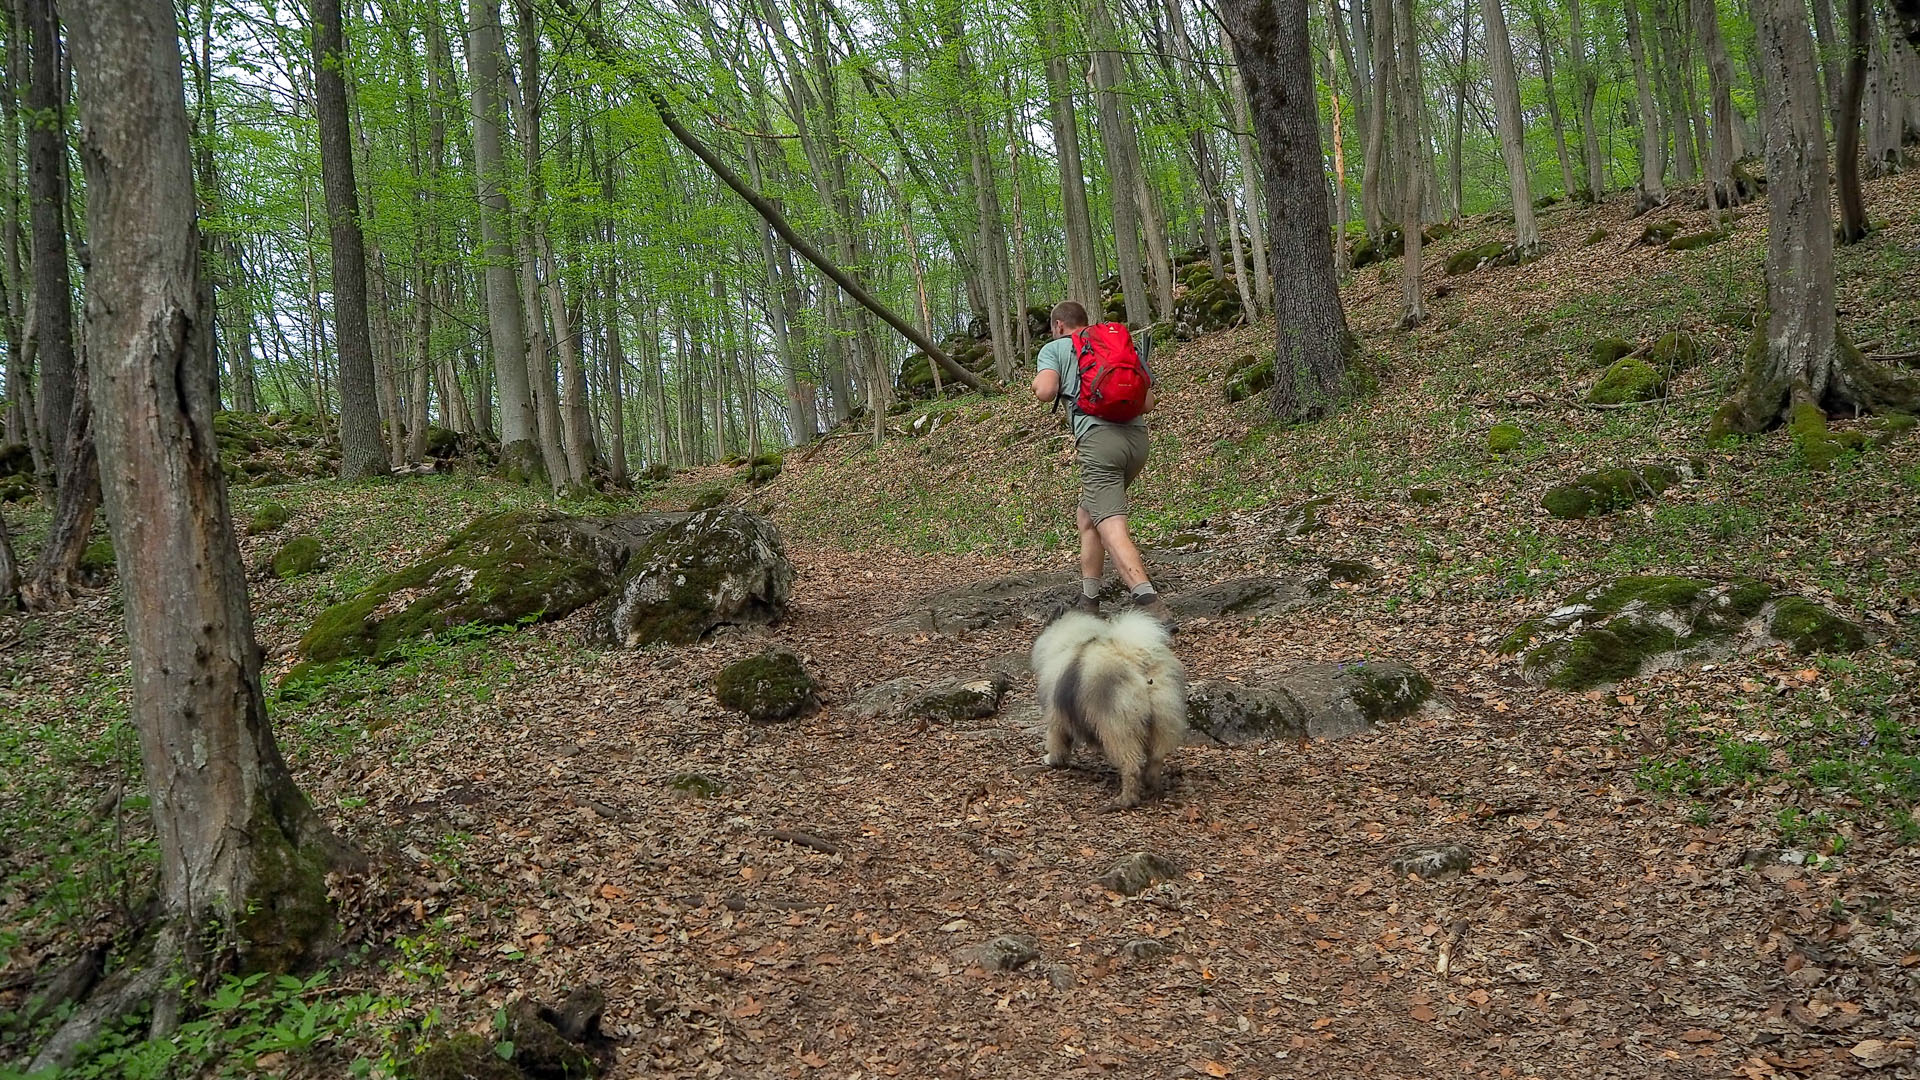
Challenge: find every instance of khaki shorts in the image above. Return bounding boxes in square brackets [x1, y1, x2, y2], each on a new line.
[1077, 423, 1150, 525]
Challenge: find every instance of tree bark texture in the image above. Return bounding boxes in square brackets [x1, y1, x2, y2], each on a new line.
[1835, 0, 1872, 241]
[1045, 18, 1100, 311]
[312, 0, 389, 479]
[1090, 4, 1153, 329]
[1480, 0, 1541, 250]
[1695, 0, 1745, 206]
[1624, 0, 1670, 212]
[1391, 0, 1427, 327]
[1218, 0, 1356, 421]
[23, 0, 74, 473]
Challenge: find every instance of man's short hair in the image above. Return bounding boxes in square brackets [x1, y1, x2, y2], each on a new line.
[1051, 300, 1089, 328]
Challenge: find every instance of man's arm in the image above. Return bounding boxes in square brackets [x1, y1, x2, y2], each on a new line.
[1033, 368, 1061, 402]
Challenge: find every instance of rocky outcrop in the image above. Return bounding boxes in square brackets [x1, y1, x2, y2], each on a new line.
[1541, 460, 1705, 519]
[601, 508, 792, 647]
[1500, 576, 1868, 689]
[294, 510, 684, 677]
[1185, 660, 1433, 744]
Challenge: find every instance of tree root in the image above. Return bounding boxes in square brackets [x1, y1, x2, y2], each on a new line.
[28, 929, 177, 1073]
[1709, 326, 1920, 441]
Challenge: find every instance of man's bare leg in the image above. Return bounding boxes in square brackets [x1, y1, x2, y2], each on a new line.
[1075, 508, 1105, 614]
[1096, 514, 1175, 626]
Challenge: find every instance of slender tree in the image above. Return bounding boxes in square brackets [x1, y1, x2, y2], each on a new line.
[1623, 0, 1669, 213]
[1835, 0, 1872, 241]
[1481, 0, 1541, 252]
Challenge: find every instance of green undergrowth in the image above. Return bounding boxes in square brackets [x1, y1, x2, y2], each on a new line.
[1634, 650, 1920, 849]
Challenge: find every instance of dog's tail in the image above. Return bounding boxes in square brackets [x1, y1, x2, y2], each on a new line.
[1105, 607, 1171, 653]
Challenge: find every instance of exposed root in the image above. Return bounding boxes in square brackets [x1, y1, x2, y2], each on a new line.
[1710, 325, 1920, 442]
[28, 929, 177, 1073]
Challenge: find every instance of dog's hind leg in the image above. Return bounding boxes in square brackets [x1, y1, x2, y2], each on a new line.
[1044, 714, 1072, 768]
[1097, 725, 1149, 812]
[1143, 701, 1186, 795]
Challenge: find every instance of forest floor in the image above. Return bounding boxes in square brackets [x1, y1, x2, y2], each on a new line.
[5, 173, 1920, 1080]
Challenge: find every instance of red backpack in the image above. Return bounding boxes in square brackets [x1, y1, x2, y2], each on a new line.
[1069, 323, 1150, 423]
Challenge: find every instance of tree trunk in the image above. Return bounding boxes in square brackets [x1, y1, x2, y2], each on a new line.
[1713, 0, 1920, 435]
[1533, 11, 1582, 198]
[1655, 0, 1700, 181]
[312, 0, 388, 480]
[1695, 0, 1745, 207]
[23, 0, 74, 475]
[1835, 0, 1872, 241]
[0, 509, 18, 609]
[1569, 0, 1608, 198]
[1811, 0, 1843, 129]
[1449, 0, 1470, 224]
[1482, 0, 1541, 250]
[20, 367, 97, 611]
[1045, 17, 1100, 309]
[467, 0, 542, 481]
[1391, 0, 1428, 327]
[1091, 2, 1153, 329]
[1624, 0, 1670, 212]
[1361, 0, 1394, 237]
[1226, 25, 1272, 310]
[37, 3, 351, 1066]
[1864, 20, 1902, 175]
[1218, 0, 1356, 421]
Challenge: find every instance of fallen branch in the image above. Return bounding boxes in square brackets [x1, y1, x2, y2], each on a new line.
[769, 828, 841, 856]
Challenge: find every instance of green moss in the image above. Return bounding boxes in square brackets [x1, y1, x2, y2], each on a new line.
[640, 463, 673, 482]
[1541, 464, 1684, 519]
[270, 534, 325, 579]
[1589, 357, 1667, 404]
[1650, 331, 1705, 373]
[1725, 578, 1776, 618]
[1585, 227, 1611, 245]
[1667, 229, 1726, 251]
[1224, 358, 1275, 403]
[1445, 240, 1514, 276]
[408, 1034, 520, 1080]
[80, 534, 115, 578]
[1541, 616, 1683, 689]
[421, 426, 461, 458]
[670, 772, 722, 797]
[233, 794, 335, 974]
[906, 675, 1010, 723]
[607, 510, 791, 647]
[249, 502, 291, 534]
[1767, 596, 1867, 654]
[1788, 402, 1861, 471]
[1407, 488, 1443, 507]
[1498, 618, 1541, 655]
[1636, 219, 1682, 246]
[715, 649, 817, 723]
[688, 484, 729, 511]
[1589, 337, 1636, 368]
[1342, 662, 1433, 721]
[1487, 423, 1524, 454]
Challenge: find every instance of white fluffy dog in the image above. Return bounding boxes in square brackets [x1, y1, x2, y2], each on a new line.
[1030, 609, 1187, 810]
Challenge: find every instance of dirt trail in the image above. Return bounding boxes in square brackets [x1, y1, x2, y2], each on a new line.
[322, 537, 1906, 1080]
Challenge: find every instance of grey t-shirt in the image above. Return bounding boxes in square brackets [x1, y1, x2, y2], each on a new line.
[1037, 334, 1149, 442]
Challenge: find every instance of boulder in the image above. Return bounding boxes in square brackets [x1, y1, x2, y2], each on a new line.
[295, 510, 682, 676]
[248, 501, 291, 535]
[1500, 576, 1867, 689]
[506, 994, 600, 1078]
[1588, 337, 1636, 369]
[849, 677, 917, 719]
[1168, 259, 1244, 339]
[686, 484, 729, 511]
[270, 534, 325, 579]
[601, 508, 792, 647]
[715, 649, 818, 722]
[1487, 423, 1523, 454]
[1540, 460, 1705, 519]
[1185, 660, 1432, 744]
[1167, 572, 1331, 620]
[1634, 218, 1682, 246]
[1223, 355, 1275, 403]
[1097, 852, 1179, 896]
[1390, 844, 1474, 881]
[1588, 356, 1667, 404]
[737, 451, 783, 487]
[1649, 330, 1705, 373]
[1444, 240, 1515, 276]
[906, 673, 1010, 723]
[955, 935, 1040, 972]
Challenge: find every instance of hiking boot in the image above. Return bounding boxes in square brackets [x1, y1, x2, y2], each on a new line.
[1073, 594, 1101, 616]
[1133, 592, 1178, 631]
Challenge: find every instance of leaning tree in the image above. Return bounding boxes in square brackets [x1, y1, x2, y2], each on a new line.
[1710, 0, 1920, 442]
[34, 0, 353, 1065]
[1216, 0, 1356, 421]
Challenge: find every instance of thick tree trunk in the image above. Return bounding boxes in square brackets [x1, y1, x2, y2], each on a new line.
[1713, 0, 1920, 434]
[1091, 6, 1153, 328]
[1624, 0, 1670, 212]
[1695, 0, 1745, 207]
[1391, 0, 1428, 327]
[0, 509, 18, 609]
[1835, 0, 1872, 241]
[1044, 20, 1100, 309]
[39, 1, 349, 1066]
[1448, 0, 1470, 225]
[1481, 0, 1540, 250]
[468, 0, 542, 480]
[20, 369, 97, 611]
[23, 0, 74, 474]
[1218, 0, 1356, 421]
[312, 0, 388, 480]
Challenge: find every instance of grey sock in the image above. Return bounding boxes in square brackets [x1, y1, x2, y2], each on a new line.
[1130, 582, 1158, 599]
[1082, 578, 1101, 599]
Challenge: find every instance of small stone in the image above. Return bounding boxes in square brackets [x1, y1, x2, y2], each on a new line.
[1122, 938, 1172, 960]
[1390, 844, 1474, 881]
[1043, 963, 1077, 988]
[714, 649, 818, 723]
[849, 677, 916, 719]
[669, 772, 722, 798]
[1097, 851, 1179, 896]
[905, 673, 1010, 724]
[955, 934, 1040, 972]
[248, 501, 291, 535]
[1588, 356, 1667, 405]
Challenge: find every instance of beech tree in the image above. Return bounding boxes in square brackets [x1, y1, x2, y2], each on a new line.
[33, 0, 351, 1065]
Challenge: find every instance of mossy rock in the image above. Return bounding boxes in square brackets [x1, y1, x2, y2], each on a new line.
[1445, 240, 1514, 276]
[1341, 661, 1434, 723]
[1765, 596, 1867, 654]
[407, 1033, 520, 1080]
[1487, 423, 1524, 454]
[248, 502, 291, 534]
[1588, 357, 1667, 405]
[270, 534, 325, 579]
[1868, 412, 1916, 446]
[1667, 229, 1726, 251]
[1406, 487, 1443, 507]
[506, 996, 599, 1078]
[670, 772, 723, 798]
[80, 534, 115, 583]
[0, 473, 35, 502]
[715, 649, 817, 723]
[740, 452, 782, 486]
[420, 426, 462, 459]
[1275, 496, 1329, 537]
[687, 484, 729, 512]
[1540, 460, 1704, 519]
[905, 674, 1010, 724]
[602, 508, 793, 647]
[1635, 219, 1683, 246]
[0, 442, 34, 478]
[1422, 222, 1457, 243]
[1788, 402, 1866, 471]
[1589, 337, 1636, 369]
[296, 510, 678, 675]
[1186, 660, 1430, 745]
[1224, 358, 1275, 403]
[1650, 331, 1705, 373]
[639, 463, 673, 482]
[1711, 305, 1758, 330]
[1584, 227, 1611, 246]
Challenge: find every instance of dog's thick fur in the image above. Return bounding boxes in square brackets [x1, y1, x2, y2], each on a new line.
[1030, 609, 1186, 810]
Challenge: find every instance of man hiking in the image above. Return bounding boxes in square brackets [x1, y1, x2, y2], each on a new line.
[1031, 300, 1175, 626]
